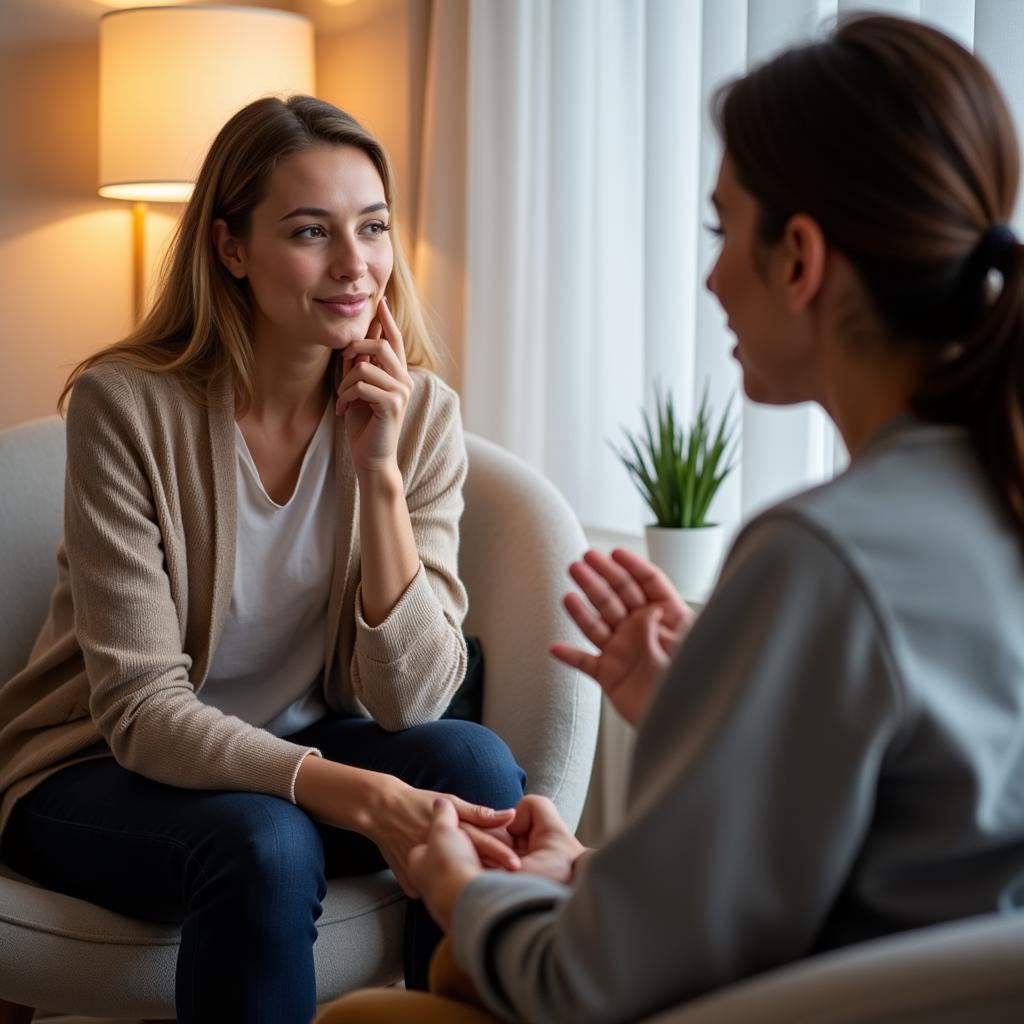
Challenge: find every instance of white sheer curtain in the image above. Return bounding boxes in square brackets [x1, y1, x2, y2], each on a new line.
[462, 0, 646, 534]
[458, 0, 1024, 549]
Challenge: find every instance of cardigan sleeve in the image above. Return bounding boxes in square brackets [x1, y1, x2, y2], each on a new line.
[64, 367, 319, 800]
[348, 372, 470, 730]
[451, 513, 907, 1024]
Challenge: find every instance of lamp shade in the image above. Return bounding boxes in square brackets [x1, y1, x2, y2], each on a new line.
[99, 4, 315, 202]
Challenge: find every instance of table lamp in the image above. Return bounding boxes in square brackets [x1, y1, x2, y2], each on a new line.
[98, 4, 315, 322]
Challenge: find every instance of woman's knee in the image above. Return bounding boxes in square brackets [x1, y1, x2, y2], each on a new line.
[404, 720, 526, 807]
[193, 794, 325, 903]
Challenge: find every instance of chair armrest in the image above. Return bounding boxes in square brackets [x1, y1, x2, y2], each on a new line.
[460, 433, 600, 830]
[0, 416, 66, 685]
[639, 910, 1024, 1024]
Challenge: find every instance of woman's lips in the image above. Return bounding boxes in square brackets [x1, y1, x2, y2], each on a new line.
[315, 294, 369, 317]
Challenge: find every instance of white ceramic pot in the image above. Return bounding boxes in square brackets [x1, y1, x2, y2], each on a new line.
[644, 524, 725, 603]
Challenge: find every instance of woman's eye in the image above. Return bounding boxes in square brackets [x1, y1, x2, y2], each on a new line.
[363, 221, 391, 237]
[295, 225, 327, 239]
[704, 221, 724, 239]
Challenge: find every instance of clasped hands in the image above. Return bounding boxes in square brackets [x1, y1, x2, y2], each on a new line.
[409, 547, 695, 931]
[408, 795, 587, 930]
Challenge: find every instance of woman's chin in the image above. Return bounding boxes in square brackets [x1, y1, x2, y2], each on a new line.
[326, 324, 370, 350]
[740, 372, 777, 406]
[742, 377, 809, 407]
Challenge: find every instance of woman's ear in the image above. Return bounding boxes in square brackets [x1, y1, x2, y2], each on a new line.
[780, 213, 826, 313]
[211, 219, 247, 279]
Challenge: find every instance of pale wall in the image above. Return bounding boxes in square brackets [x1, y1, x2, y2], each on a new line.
[308, 0, 429, 253]
[1, 3, 132, 431]
[0, 0, 428, 432]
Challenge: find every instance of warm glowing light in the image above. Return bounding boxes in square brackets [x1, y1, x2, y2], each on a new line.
[98, 5, 315, 203]
[98, 182, 195, 203]
[95, 1, 202, 8]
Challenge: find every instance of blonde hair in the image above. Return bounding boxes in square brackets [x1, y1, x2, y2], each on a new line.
[60, 95, 438, 415]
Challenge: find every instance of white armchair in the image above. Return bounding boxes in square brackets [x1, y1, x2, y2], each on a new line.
[642, 908, 1024, 1023]
[0, 416, 600, 1021]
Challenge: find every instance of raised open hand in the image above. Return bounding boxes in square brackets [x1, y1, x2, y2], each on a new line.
[551, 548, 695, 726]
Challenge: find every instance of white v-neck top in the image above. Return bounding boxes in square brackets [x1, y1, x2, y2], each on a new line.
[202, 403, 335, 737]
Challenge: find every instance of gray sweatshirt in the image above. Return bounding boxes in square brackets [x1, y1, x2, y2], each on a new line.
[453, 415, 1024, 1024]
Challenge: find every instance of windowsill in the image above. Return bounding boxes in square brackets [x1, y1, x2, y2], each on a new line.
[582, 524, 710, 608]
[582, 525, 644, 557]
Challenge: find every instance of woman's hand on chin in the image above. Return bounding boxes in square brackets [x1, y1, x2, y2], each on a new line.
[337, 295, 413, 476]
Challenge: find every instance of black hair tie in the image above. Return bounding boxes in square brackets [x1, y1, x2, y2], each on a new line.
[970, 222, 1018, 275]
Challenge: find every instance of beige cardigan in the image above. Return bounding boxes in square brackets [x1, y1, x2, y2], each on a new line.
[0, 362, 468, 833]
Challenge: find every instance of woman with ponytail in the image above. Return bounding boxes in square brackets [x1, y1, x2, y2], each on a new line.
[321, 14, 1024, 1024]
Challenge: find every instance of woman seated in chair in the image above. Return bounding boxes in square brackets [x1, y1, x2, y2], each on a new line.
[0, 96, 526, 1022]
[320, 14, 1024, 1024]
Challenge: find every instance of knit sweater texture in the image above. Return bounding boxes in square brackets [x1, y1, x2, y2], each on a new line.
[0, 361, 468, 833]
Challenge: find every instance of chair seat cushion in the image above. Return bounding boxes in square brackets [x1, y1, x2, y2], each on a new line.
[0, 862, 405, 1017]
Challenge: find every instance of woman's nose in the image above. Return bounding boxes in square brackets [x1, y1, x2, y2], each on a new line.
[329, 238, 367, 280]
[705, 259, 719, 296]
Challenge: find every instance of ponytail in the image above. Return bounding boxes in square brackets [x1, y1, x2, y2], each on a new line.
[913, 235, 1024, 529]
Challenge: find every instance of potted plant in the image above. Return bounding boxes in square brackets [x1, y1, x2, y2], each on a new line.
[612, 383, 738, 602]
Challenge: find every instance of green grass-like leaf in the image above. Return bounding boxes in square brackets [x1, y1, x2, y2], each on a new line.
[610, 382, 739, 528]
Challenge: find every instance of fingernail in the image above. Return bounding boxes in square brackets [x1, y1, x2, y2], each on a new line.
[382, 295, 389, 307]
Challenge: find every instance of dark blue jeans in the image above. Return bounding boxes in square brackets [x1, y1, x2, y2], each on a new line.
[0, 715, 526, 1024]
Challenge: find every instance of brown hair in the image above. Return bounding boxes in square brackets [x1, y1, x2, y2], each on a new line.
[715, 14, 1024, 530]
[60, 95, 438, 415]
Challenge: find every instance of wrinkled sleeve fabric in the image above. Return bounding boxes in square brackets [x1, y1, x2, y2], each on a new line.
[65, 369, 318, 799]
[453, 512, 906, 1024]
[349, 375, 469, 730]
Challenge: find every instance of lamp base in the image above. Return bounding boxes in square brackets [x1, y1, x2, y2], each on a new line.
[132, 200, 147, 326]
